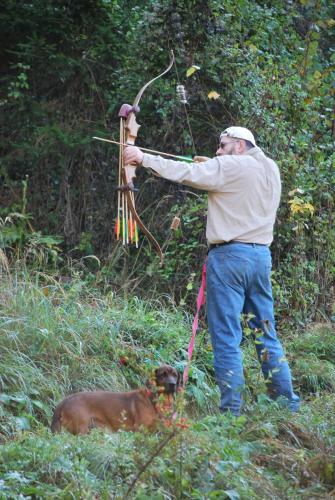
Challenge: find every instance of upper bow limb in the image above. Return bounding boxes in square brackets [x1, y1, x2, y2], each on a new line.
[117, 52, 175, 265]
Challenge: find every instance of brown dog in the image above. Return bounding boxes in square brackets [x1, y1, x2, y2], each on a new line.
[51, 365, 180, 435]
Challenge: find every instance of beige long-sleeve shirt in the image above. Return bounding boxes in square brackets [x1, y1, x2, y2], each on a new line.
[141, 147, 281, 245]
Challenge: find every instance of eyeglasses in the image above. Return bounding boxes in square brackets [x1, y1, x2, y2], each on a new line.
[218, 141, 238, 149]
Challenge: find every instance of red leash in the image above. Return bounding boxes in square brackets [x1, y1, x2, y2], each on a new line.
[183, 259, 207, 387]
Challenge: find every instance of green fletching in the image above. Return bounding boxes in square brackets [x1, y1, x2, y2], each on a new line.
[175, 155, 193, 162]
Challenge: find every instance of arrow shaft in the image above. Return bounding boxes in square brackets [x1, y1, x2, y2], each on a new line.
[93, 136, 192, 161]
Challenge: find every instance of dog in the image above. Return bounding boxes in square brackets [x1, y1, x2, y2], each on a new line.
[51, 365, 181, 435]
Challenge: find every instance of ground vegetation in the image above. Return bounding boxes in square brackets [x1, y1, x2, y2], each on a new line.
[0, 0, 333, 322]
[0, 1, 334, 497]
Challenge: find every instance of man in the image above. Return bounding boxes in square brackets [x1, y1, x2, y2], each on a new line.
[124, 126, 300, 415]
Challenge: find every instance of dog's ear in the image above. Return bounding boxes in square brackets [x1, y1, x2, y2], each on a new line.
[177, 370, 183, 392]
[145, 368, 158, 388]
[145, 378, 151, 388]
[153, 367, 160, 384]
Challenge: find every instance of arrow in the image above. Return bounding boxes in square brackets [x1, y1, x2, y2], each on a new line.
[93, 136, 193, 162]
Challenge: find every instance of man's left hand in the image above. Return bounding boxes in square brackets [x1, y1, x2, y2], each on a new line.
[124, 146, 144, 166]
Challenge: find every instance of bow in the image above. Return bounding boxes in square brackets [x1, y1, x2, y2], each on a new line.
[115, 51, 175, 266]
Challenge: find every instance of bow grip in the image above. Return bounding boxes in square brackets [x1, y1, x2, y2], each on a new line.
[123, 164, 137, 190]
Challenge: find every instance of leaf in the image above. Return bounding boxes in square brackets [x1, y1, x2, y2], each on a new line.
[8, 212, 31, 220]
[186, 65, 200, 77]
[288, 197, 315, 215]
[81, 255, 101, 266]
[248, 43, 258, 52]
[0, 394, 26, 404]
[208, 91, 220, 100]
[14, 417, 31, 430]
[4, 471, 29, 483]
[313, 70, 322, 80]
[223, 490, 240, 500]
[304, 203, 315, 215]
[288, 188, 304, 196]
[32, 400, 49, 412]
[0, 394, 11, 404]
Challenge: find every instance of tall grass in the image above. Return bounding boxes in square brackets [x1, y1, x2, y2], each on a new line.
[0, 269, 335, 498]
[0, 269, 218, 434]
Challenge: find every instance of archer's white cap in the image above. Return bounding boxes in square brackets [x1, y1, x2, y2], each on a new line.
[220, 126, 256, 147]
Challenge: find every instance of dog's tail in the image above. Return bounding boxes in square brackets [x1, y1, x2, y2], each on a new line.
[50, 404, 62, 433]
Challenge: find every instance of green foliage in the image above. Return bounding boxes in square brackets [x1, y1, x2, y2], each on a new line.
[1, 407, 335, 498]
[0, 178, 62, 266]
[0, 5, 334, 495]
[0, 269, 218, 436]
[0, 271, 335, 497]
[0, 424, 258, 498]
[288, 324, 335, 394]
[0, 1, 334, 321]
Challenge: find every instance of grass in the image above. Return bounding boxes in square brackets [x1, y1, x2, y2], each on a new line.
[0, 269, 334, 498]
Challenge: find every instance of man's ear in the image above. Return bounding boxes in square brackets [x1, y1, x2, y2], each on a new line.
[238, 140, 247, 154]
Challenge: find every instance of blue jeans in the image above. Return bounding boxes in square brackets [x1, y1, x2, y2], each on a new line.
[207, 243, 300, 416]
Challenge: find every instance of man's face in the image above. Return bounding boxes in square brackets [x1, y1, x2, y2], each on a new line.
[216, 138, 240, 156]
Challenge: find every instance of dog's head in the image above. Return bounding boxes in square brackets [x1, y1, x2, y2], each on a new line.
[154, 365, 181, 394]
